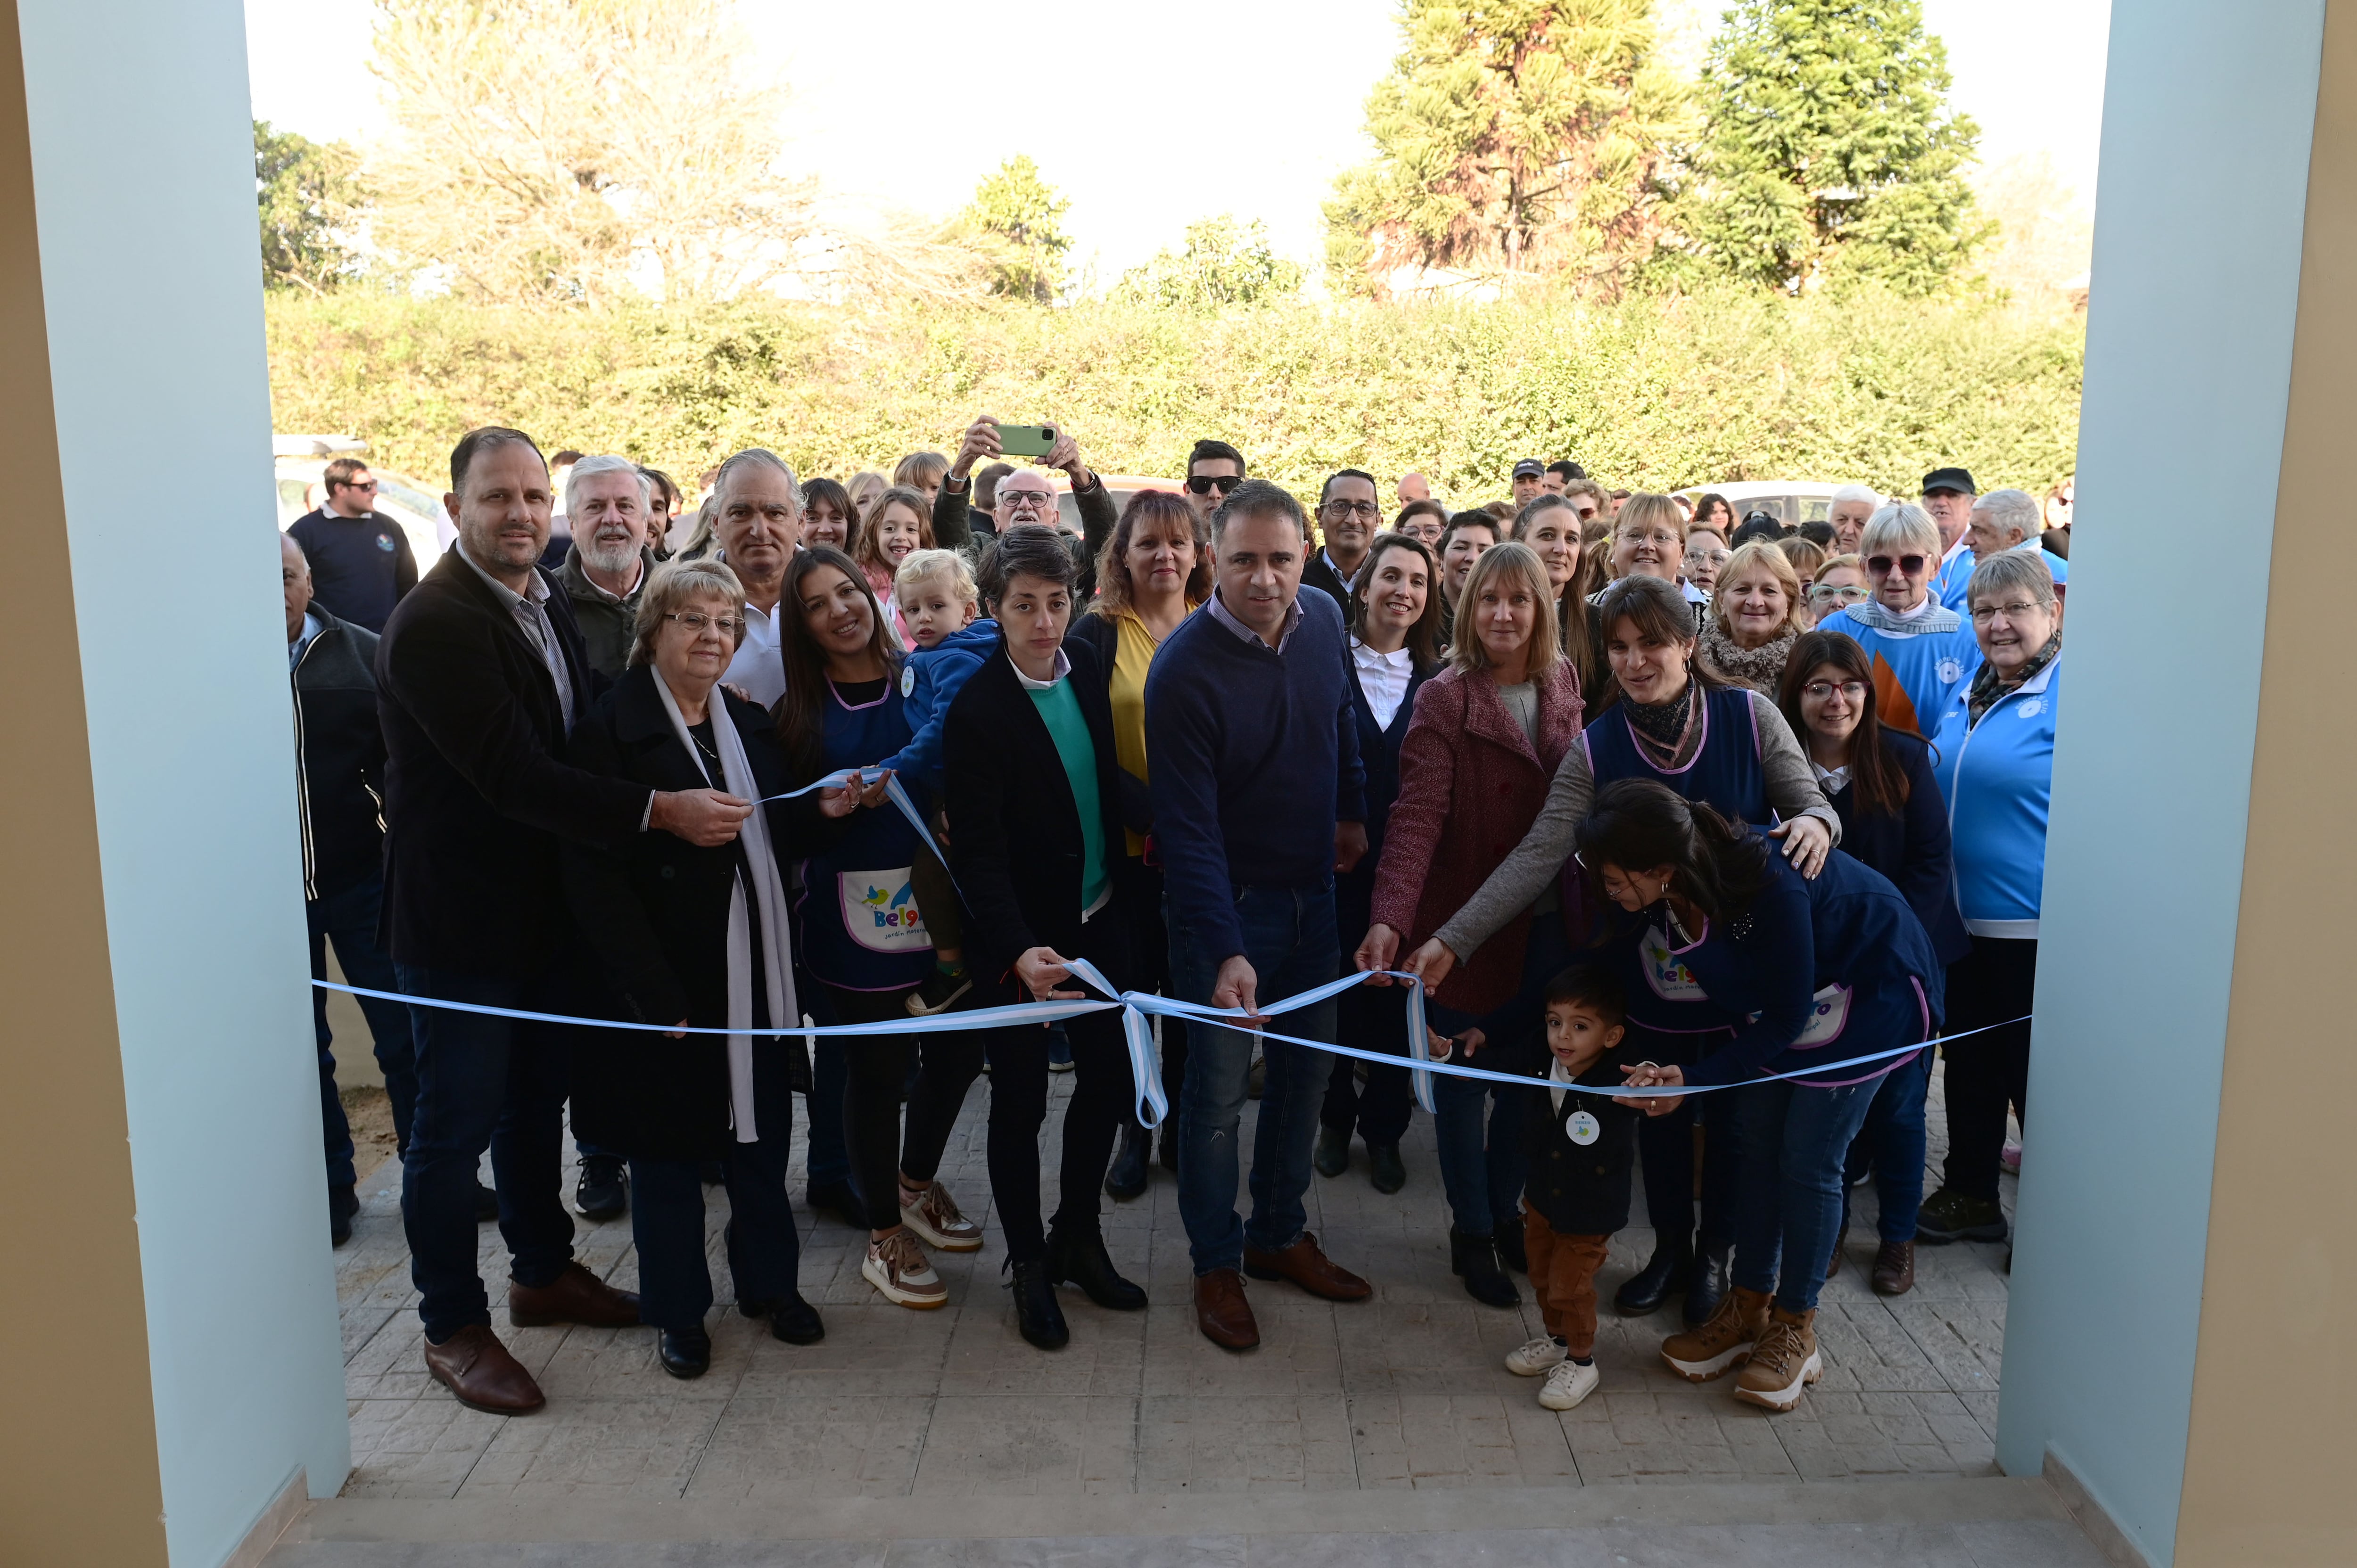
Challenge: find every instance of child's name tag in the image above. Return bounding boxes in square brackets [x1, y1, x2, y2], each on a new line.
[1566, 1109, 1600, 1146]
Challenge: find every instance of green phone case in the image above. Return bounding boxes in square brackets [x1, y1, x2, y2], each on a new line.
[994, 422, 1055, 458]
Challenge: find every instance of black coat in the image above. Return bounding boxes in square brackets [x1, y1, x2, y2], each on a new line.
[292, 607, 386, 901]
[1061, 611, 1154, 832]
[1826, 730, 1972, 966]
[1301, 550, 1355, 617]
[1522, 1041, 1645, 1237]
[374, 547, 650, 975]
[559, 666, 816, 1161]
[941, 640, 1133, 989]
[1335, 651, 1437, 944]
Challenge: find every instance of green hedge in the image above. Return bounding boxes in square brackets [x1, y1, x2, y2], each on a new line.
[264, 286, 2083, 498]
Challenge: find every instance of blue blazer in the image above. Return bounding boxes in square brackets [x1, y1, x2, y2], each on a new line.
[1337, 650, 1437, 940]
[1823, 730, 1972, 966]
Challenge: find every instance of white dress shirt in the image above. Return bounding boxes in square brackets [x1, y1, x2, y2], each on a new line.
[1351, 639, 1415, 731]
[724, 596, 788, 708]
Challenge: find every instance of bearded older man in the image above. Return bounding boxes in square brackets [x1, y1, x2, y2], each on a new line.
[556, 455, 660, 679]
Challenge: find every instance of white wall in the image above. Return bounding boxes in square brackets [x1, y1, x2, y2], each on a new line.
[1995, 4, 2327, 1565]
[17, 0, 352, 1560]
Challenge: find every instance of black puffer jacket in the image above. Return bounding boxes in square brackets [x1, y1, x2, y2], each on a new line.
[292, 607, 387, 900]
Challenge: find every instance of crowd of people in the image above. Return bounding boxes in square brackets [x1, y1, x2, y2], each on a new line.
[284, 421, 2066, 1422]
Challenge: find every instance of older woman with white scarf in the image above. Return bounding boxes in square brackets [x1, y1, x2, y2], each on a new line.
[563, 559, 888, 1379]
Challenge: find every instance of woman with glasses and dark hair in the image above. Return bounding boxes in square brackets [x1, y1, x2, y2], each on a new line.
[1775, 631, 1969, 1296]
[1393, 498, 1449, 548]
[1070, 489, 1212, 1195]
[1914, 551, 2063, 1252]
[1585, 780, 1943, 1416]
[774, 545, 982, 1314]
[1810, 503, 1983, 738]
[1356, 541, 1585, 1307]
[1403, 573, 1840, 1327]
[1316, 533, 1443, 1198]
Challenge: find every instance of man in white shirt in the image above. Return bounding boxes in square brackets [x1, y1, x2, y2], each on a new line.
[710, 449, 804, 707]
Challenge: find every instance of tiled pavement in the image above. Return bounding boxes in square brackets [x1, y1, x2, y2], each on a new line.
[325, 1052, 2019, 1506]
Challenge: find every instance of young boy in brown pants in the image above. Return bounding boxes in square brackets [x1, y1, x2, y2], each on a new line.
[1504, 966, 1640, 1411]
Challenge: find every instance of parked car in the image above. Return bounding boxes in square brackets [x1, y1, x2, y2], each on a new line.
[274, 435, 451, 566]
[1677, 480, 1845, 530]
[1047, 472, 1183, 536]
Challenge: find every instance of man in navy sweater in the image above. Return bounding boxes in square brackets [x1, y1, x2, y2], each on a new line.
[288, 456, 420, 632]
[1146, 478, 1373, 1351]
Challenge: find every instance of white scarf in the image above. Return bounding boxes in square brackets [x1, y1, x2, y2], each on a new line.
[653, 672, 797, 1143]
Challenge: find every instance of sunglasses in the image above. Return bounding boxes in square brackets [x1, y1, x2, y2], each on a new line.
[1866, 554, 1928, 577]
[1186, 474, 1243, 496]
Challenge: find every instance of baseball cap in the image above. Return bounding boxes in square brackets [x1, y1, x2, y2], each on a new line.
[1922, 466, 1978, 496]
[1512, 459, 1545, 479]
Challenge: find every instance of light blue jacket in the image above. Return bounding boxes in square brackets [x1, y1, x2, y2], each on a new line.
[1813, 599, 1983, 739]
[1939, 542, 2069, 611]
[1929, 652, 2061, 937]
[878, 619, 1000, 793]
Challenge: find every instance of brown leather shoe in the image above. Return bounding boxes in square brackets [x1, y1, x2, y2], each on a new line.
[1194, 1268, 1260, 1351]
[1871, 1240, 1915, 1296]
[1243, 1231, 1371, 1302]
[509, 1261, 642, 1328]
[423, 1323, 544, 1414]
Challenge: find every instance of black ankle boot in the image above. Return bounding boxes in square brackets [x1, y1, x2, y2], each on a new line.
[1104, 1124, 1151, 1200]
[1450, 1228, 1521, 1308]
[1614, 1231, 1693, 1316]
[658, 1324, 711, 1379]
[1008, 1258, 1070, 1350]
[1683, 1239, 1733, 1326]
[1045, 1224, 1147, 1311]
[1492, 1215, 1528, 1273]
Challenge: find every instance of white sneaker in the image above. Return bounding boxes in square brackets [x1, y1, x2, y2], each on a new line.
[862, 1229, 948, 1309]
[1538, 1359, 1599, 1411]
[1506, 1335, 1569, 1376]
[899, 1180, 983, 1251]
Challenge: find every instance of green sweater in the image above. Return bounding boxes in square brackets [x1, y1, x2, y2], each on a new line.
[1027, 676, 1110, 914]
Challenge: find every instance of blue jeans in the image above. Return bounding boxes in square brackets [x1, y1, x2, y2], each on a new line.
[629, 1046, 802, 1330]
[1846, 1048, 1932, 1244]
[1171, 883, 1338, 1275]
[308, 873, 418, 1186]
[396, 964, 577, 1340]
[1426, 911, 1570, 1236]
[1731, 1077, 1881, 1315]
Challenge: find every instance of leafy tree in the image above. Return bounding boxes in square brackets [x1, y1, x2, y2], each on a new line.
[1680, 0, 1990, 295]
[957, 156, 1072, 303]
[255, 120, 364, 293]
[1324, 0, 1689, 295]
[1117, 216, 1304, 311]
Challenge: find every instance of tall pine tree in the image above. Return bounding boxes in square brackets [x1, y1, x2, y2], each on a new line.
[1325, 0, 1689, 295]
[1681, 0, 1988, 295]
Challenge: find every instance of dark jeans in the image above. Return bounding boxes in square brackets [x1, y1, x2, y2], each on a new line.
[1631, 1024, 1743, 1252]
[797, 974, 855, 1193]
[1941, 935, 2038, 1202]
[1320, 980, 1414, 1146]
[829, 984, 982, 1232]
[1731, 1076, 1881, 1315]
[396, 964, 576, 1341]
[309, 873, 417, 1186]
[629, 1046, 801, 1330]
[1117, 856, 1187, 1132]
[1844, 1045, 1933, 1243]
[981, 981, 1133, 1261]
[1171, 882, 1338, 1275]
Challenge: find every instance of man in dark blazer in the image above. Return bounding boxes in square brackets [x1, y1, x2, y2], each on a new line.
[1300, 468, 1380, 614]
[375, 426, 750, 1415]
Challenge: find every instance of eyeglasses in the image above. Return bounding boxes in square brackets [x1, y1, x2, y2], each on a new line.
[1186, 474, 1242, 496]
[1970, 600, 2048, 624]
[1866, 554, 1928, 577]
[1684, 548, 1730, 567]
[1810, 583, 1869, 603]
[664, 611, 744, 636]
[1801, 680, 1868, 701]
[1322, 499, 1380, 521]
[998, 489, 1054, 508]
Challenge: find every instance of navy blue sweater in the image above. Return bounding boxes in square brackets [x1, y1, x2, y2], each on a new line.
[1146, 590, 1367, 961]
[288, 509, 420, 633]
[1822, 730, 1971, 966]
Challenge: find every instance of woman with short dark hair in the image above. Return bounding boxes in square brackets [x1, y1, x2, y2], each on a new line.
[945, 525, 1148, 1348]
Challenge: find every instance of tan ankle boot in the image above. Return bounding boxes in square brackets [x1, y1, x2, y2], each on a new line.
[1733, 1305, 1822, 1411]
[1660, 1284, 1771, 1381]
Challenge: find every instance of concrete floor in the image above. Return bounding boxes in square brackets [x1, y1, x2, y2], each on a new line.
[280, 1050, 2060, 1564]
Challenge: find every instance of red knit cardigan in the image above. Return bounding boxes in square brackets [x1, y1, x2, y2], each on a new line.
[1370, 661, 1586, 1015]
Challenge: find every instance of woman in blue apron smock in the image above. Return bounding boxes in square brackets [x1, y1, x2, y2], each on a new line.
[774, 546, 986, 1313]
[1417, 573, 1841, 1326]
[1580, 780, 1943, 1418]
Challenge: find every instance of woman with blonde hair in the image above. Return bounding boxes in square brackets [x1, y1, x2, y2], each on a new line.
[1356, 542, 1586, 1306]
[1515, 493, 1604, 702]
[1700, 541, 1809, 694]
[846, 470, 887, 517]
[892, 451, 949, 501]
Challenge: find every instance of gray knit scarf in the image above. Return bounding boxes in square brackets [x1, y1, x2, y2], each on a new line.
[1699, 620, 1797, 696]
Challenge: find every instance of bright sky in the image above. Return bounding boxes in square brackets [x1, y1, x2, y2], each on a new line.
[245, 0, 2111, 280]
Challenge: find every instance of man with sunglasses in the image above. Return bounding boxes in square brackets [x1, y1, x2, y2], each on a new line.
[289, 455, 420, 632]
[1183, 438, 1248, 526]
[1810, 501, 1983, 737]
[1302, 468, 1382, 614]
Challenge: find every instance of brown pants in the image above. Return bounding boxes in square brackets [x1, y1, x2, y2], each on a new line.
[1524, 1210, 1612, 1358]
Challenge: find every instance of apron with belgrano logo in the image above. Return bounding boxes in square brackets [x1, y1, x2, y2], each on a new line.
[793, 678, 937, 992]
